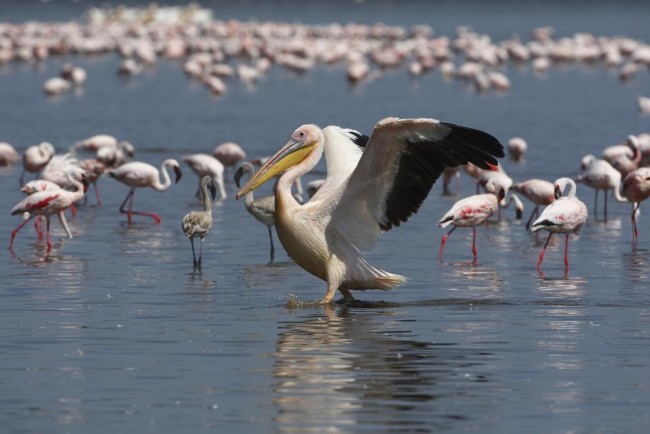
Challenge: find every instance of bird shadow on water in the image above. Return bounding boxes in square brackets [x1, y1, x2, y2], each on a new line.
[272, 306, 495, 431]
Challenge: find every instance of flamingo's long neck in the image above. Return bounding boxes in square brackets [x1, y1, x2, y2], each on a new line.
[153, 160, 173, 191]
[66, 173, 87, 203]
[201, 181, 213, 214]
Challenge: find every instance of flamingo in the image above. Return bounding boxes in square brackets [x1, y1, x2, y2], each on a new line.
[511, 179, 556, 230]
[531, 177, 588, 272]
[610, 135, 641, 178]
[620, 167, 650, 246]
[181, 153, 227, 200]
[234, 162, 277, 263]
[78, 158, 107, 205]
[10, 171, 88, 252]
[9, 179, 62, 248]
[182, 176, 217, 270]
[108, 159, 182, 224]
[236, 117, 503, 303]
[576, 155, 626, 220]
[0, 142, 19, 166]
[438, 179, 504, 264]
[21, 141, 55, 184]
[507, 137, 527, 162]
[212, 142, 246, 174]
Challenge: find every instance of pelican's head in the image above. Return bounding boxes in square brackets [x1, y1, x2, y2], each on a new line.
[236, 124, 321, 199]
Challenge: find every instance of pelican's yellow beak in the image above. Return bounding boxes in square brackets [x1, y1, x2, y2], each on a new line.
[236, 139, 316, 199]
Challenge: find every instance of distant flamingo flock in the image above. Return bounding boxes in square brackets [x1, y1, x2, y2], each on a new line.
[1, 4, 650, 286]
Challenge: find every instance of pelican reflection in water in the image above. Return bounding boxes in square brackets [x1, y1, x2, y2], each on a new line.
[237, 117, 504, 303]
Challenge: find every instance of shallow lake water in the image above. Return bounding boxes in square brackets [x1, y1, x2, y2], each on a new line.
[1, 1, 650, 433]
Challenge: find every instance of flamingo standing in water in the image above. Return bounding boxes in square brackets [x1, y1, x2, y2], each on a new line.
[10, 171, 88, 252]
[20, 141, 55, 184]
[620, 167, 650, 246]
[531, 177, 588, 272]
[511, 178, 556, 230]
[108, 159, 182, 224]
[576, 155, 625, 221]
[0, 142, 19, 166]
[212, 142, 246, 175]
[181, 153, 227, 200]
[9, 179, 61, 248]
[182, 175, 217, 270]
[235, 162, 277, 263]
[438, 179, 504, 264]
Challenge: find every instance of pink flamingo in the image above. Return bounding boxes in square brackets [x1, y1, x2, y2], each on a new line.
[181, 153, 227, 200]
[212, 142, 246, 173]
[531, 177, 588, 272]
[20, 141, 55, 185]
[438, 179, 504, 264]
[511, 179, 556, 230]
[576, 155, 625, 221]
[0, 142, 19, 166]
[108, 159, 182, 224]
[10, 171, 88, 252]
[610, 135, 641, 178]
[77, 158, 107, 205]
[620, 167, 650, 246]
[9, 179, 62, 248]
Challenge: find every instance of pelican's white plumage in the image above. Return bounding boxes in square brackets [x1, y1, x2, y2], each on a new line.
[236, 117, 504, 303]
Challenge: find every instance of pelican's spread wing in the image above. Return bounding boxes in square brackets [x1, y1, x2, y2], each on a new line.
[329, 117, 504, 250]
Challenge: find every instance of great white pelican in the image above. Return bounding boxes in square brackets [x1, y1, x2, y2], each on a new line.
[236, 117, 504, 303]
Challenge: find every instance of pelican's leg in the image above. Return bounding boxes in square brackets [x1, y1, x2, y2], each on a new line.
[339, 287, 355, 303]
[563, 233, 570, 271]
[525, 206, 539, 231]
[189, 238, 197, 269]
[471, 227, 478, 265]
[9, 216, 33, 250]
[268, 225, 275, 263]
[57, 211, 73, 240]
[319, 284, 338, 304]
[438, 226, 456, 262]
[537, 232, 553, 270]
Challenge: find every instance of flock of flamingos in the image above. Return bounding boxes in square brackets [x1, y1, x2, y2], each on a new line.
[1, 4, 649, 301]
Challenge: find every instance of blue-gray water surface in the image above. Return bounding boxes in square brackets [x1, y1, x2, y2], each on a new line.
[1, 1, 650, 433]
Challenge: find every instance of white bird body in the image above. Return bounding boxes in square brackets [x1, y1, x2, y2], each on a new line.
[182, 176, 216, 270]
[181, 153, 227, 199]
[511, 178, 555, 229]
[576, 155, 626, 219]
[212, 142, 246, 168]
[10, 171, 87, 251]
[109, 159, 182, 224]
[507, 136, 527, 162]
[236, 117, 504, 303]
[22, 142, 55, 183]
[437, 179, 504, 263]
[531, 177, 588, 271]
[41, 153, 84, 190]
[0, 142, 19, 166]
[438, 193, 499, 229]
